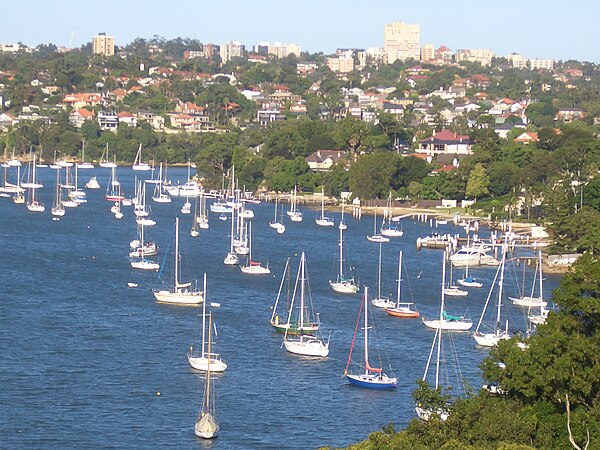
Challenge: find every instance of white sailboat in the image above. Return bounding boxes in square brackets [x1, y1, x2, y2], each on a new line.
[132, 143, 151, 171]
[510, 251, 547, 308]
[371, 242, 396, 308]
[385, 251, 420, 318]
[197, 190, 209, 229]
[151, 162, 172, 203]
[380, 192, 403, 237]
[269, 195, 286, 233]
[25, 154, 45, 212]
[339, 198, 347, 230]
[194, 312, 219, 440]
[367, 206, 390, 242]
[287, 186, 303, 222]
[443, 260, 468, 297]
[99, 143, 117, 168]
[51, 167, 65, 217]
[283, 252, 330, 357]
[76, 141, 94, 169]
[85, 176, 100, 189]
[329, 220, 359, 294]
[105, 159, 125, 202]
[153, 217, 204, 305]
[130, 224, 160, 271]
[473, 245, 510, 347]
[188, 274, 227, 372]
[11, 161, 25, 204]
[345, 286, 397, 389]
[422, 253, 473, 331]
[223, 205, 239, 265]
[240, 222, 270, 275]
[457, 260, 483, 288]
[315, 188, 334, 227]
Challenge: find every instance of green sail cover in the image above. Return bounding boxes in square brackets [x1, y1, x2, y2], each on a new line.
[442, 310, 462, 321]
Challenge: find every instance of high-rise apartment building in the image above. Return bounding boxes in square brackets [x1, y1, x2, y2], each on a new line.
[421, 43, 435, 61]
[455, 48, 494, 66]
[92, 33, 115, 56]
[220, 41, 244, 64]
[384, 22, 420, 63]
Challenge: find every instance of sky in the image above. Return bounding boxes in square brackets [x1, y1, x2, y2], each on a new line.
[1, 0, 599, 63]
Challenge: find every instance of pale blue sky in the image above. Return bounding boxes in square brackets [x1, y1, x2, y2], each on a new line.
[2, 0, 598, 62]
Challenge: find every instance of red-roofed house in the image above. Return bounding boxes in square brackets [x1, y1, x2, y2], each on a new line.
[63, 93, 105, 110]
[418, 130, 473, 155]
[176, 101, 205, 115]
[513, 132, 538, 144]
[108, 88, 127, 102]
[69, 108, 95, 128]
[117, 111, 137, 127]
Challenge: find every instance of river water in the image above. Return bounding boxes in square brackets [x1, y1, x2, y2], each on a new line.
[0, 166, 561, 449]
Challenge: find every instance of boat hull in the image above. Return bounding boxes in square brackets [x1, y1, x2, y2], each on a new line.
[422, 318, 473, 331]
[385, 307, 420, 318]
[153, 290, 204, 305]
[240, 265, 270, 275]
[329, 280, 359, 294]
[510, 296, 547, 307]
[473, 331, 510, 347]
[195, 414, 219, 439]
[371, 297, 396, 309]
[346, 373, 397, 390]
[284, 338, 329, 357]
[187, 354, 227, 372]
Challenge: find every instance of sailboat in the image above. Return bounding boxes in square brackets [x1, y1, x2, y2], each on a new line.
[25, 154, 45, 212]
[224, 205, 239, 265]
[135, 182, 156, 227]
[85, 176, 100, 189]
[76, 141, 94, 169]
[99, 143, 117, 168]
[345, 286, 397, 389]
[11, 158, 25, 204]
[105, 160, 125, 202]
[132, 143, 151, 171]
[51, 167, 65, 217]
[329, 220, 359, 294]
[194, 312, 220, 439]
[188, 274, 227, 372]
[510, 251, 547, 308]
[191, 195, 200, 238]
[197, 190, 209, 229]
[473, 245, 511, 347]
[68, 164, 87, 203]
[130, 223, 160, 270]
[371, 242, 396, 309]
[380, 192, 403, 237]
[457, 260, 483, 288]
[181, 197, 192, 214]
[240, 222, 270, 275]
[422, 252, 473, 331]
[287, 186, 303, 222]
[151, 162, 172, 203]
[443, 259, 468, 297]
[385, 251, 420, 318]
[282, 252, 329, 357]
[367, 207, 390, 242]
[269, 195, 286, 233]
[153, 217, 204, 305]
[315, 187, 334, 226]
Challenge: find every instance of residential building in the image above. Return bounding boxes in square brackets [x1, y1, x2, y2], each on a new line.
[507, 53, 528, 69]
[455, 48, 494, 66]
[0, 43, 23, 53]
[69, 109, 95, 128]
[529, 59, 554, 70]
[257, 107, 285, 127]
[117, 111, 137, 127]
[327, 55, 354, 73]
[220, 41, 244, 64]
[63, 92, 105, 110]
[92, 33, 115, 56]
[421, 43, 435, 61]
[97, 111, 119, 131]
[555, 108, 585, 122]
[418, 129, 473, 155]
[305, 150, 347, 172]
[513, 131, 538, 144]
[384, 22, 420, 63]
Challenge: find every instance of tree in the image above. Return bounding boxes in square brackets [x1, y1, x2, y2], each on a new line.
[466, 163, 490, 200]
[348, 152, 397, 199]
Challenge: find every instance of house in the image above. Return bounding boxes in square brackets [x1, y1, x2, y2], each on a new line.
[418, 129, 473, 155]
[257, 107, 285, 127]
[555, 108, 585, 122]
[175, 101, 205, 115]
[63, 92, 104, 110]
[137, 110, 164, 130]
[108, 88, 127, 102]
[117, 111, 137, 127]
[0, 112, 18, 129]
[305, 150, 347, 172]
[97, 111, 119, 131]
[289, 103, 307, 116]
[69, 109, 95, 128]
[513, 131, 538, 144]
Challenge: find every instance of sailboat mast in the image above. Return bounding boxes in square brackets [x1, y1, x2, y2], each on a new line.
[339, 224, 344, 278]
[396, 251, 403, 307]
[205, 312, 212, 413]
[299, 252, 306, 329]
[202, 273, 207, 358]
[496, 246, 506, 329]
[174, 217, 179, 287]
[436, 253, 447, 389]
[538, 250, 543, 302]
[229, 205, 235, 252]
[377, 242, 382, 298]
[363, 286, 369, 374]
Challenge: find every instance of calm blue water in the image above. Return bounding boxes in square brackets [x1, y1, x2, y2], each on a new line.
[0, 166, 561, 449]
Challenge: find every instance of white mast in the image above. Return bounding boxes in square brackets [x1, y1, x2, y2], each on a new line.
[202, 273, 207, 358]
[363, 286, 369, 375]
[396, 251, 403, 307]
